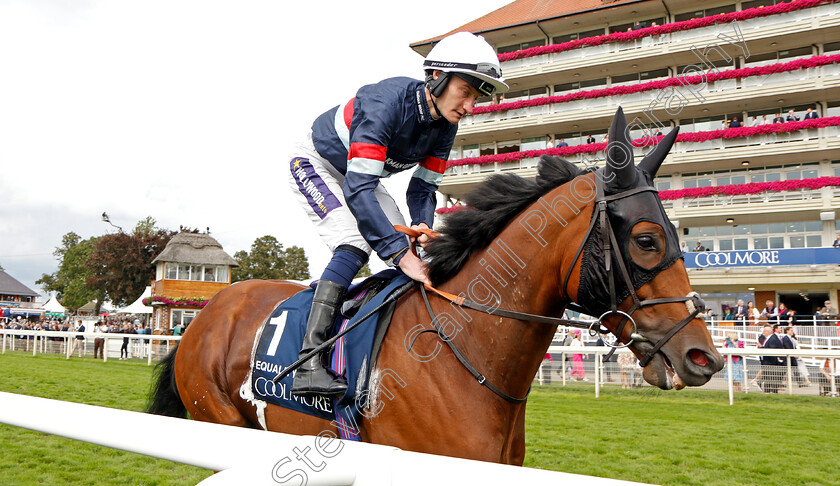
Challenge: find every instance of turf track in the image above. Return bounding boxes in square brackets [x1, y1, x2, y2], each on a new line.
[0, 351, 837, 485]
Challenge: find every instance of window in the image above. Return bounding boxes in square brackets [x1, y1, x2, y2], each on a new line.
[655, 177, 671, 191]
[778, 46, 812, 59]
[171, 309, 199, 330]
[552, 33, 578, 44]
[496, 39, 545, 54]
[612, 72, 638, 84]
[806, 235, 822, 247]
[164, 264, 229, 283]
[745, 51, 777, 64]
[554, 28, 605, 44]
[675, 10, 705, 22]
[805, 221, 823, 232]
[497, 44, 520, 54]
[505, 89, 528, 99]
[521, 39, 546, 50]
[640, 68, 669, 80]
[521, 136, 546, 151]
[497, 141, 520, 154]
[706, 5, 736, 16]
[554, 81, 581, 93]
[555, 78, 606, 93]
[580, 78, 607, 89]
[580, 28, 605, 39]
[742, 0, 786, 9]
[688, 221, 822, 250]
[677, 57, 735, 74]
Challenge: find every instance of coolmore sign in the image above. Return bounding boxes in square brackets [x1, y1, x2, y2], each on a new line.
[684, 248, 840, 268]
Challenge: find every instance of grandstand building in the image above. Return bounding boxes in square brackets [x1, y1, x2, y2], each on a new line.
[412, 0, 840, 319]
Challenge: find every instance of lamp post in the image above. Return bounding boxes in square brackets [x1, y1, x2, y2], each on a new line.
[101, 212, 123, 232]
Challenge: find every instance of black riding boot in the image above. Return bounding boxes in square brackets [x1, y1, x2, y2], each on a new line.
[291, 280, 348, 397]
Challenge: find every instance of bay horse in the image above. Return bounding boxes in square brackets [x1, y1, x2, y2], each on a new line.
[149, 108, 723, 465]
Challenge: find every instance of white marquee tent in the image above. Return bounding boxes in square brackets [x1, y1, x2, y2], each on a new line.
[42, 293, 66, 314]
[117, 287, 153, 315]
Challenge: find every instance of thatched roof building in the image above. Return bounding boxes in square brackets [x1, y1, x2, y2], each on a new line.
[152, 232, 239, 267]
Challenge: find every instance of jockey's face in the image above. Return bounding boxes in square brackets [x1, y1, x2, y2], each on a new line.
[432, 72, 481, 125]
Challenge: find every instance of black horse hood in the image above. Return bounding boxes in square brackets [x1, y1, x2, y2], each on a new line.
[577, 107, 683, 316]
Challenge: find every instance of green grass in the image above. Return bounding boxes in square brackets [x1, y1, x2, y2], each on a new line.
[0, 351, 212, 486]
[1, 350, 839, 485]
[525, 385, 840, 485]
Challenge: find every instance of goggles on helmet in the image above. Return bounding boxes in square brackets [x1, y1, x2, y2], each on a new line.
[423, 60, 503, 96]
[454, 73, 496, 97]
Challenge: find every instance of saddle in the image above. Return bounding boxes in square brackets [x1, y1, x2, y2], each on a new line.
[240, 270, 412, 439]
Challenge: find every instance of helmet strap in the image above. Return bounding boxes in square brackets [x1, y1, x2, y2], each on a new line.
[428, 92, 443, 119]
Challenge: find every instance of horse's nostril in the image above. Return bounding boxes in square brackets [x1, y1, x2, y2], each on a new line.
[689, 349, 709, 367]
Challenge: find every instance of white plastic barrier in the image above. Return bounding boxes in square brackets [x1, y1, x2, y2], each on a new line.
[0, 391, 651, 486]
[0, 329, 181, 365]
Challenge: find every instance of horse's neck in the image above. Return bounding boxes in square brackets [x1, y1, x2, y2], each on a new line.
[435, 175, 595, 394]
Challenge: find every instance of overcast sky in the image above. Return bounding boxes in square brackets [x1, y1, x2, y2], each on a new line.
[0, 0, 513, 300]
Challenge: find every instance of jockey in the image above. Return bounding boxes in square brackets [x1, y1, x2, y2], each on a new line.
[287, 32, 508, 397]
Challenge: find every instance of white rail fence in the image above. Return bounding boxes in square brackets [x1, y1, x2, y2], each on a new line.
[0, 391, 650, 486]
[540, 347, 840, 405]
[0, 329, 181, 365]
[4, 330, 839, 406]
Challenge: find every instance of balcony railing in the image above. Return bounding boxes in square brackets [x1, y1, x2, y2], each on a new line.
[460, 62, 840, 130]
[445, 125, 840, 179]
[666, 187, 827, 209]
[500, 2, 839, 75]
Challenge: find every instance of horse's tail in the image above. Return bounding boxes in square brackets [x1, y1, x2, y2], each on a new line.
[147, 344, 187, 418]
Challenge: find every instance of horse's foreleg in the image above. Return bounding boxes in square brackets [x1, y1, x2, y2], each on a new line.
[501, 403, 527, 465]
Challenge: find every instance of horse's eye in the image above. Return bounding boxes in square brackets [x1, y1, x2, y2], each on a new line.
[636, 235, 656, 250]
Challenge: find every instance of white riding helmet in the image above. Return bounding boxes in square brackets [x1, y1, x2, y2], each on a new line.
[423, 32, 509, 97]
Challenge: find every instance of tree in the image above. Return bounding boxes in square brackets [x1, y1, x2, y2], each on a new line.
[37, 232, 98, 312]
[85, 218, 174, 307]
[357, 262, 372, 279]
[232, 236, 310, 282]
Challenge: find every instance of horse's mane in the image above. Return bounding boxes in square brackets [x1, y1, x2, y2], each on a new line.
[426, 156, 585, 285]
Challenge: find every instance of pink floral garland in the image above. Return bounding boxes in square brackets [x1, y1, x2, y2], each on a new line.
[436, 176, 840, 214]
[142, 295, 208, 308]
[659, 177, 840, 200]
[474, 53, 840, 115]
[497, 0, 836, 62]
[448, 116, 840, 167]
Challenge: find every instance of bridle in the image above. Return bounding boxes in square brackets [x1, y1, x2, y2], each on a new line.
[413, 175, 706, 402]
[557, 179, 706, 367]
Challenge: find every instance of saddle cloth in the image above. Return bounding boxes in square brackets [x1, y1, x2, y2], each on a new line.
[241, 270, 411, 440]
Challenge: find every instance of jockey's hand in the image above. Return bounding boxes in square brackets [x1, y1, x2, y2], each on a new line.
[397, 249, 431, 286]
[410, 223, 432, 248]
